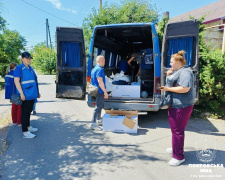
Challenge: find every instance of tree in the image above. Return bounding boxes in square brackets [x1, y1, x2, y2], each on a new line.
[0, 26, 26, 77]
[156, 16, 169, 50]
[0, 15, 6, 30]
[31, 43, 56, 74]
[82, 0, 160, 51]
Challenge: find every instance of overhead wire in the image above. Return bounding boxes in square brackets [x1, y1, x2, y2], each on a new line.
[19, 0, 100, 47]
[20, 0, 79, 26]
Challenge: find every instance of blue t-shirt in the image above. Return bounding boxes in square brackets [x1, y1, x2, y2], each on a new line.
[91, 64, 106, 94]
[119, 60, 129, 73]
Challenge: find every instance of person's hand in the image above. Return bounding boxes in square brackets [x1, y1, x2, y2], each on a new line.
[167, 68, 173, 77]
[160, 86, 169, 91]
[104, 92, 108, 99]
[20, 93, 25, 101]
[38, 93, 41, 98]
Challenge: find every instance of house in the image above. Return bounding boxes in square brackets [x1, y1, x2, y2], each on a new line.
[169, 0, 225, 52]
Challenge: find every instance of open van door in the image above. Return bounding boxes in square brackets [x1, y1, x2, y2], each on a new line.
[56, 27, 86, 100]
[161, 19, 200, 104]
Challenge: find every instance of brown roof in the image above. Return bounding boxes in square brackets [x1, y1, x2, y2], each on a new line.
[169, 0, 225, 23]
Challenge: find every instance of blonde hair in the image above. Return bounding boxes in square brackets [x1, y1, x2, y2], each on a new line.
[96, 55, 105, 63]
[171, 50, 186, 66]
[6, 62, 17, 74]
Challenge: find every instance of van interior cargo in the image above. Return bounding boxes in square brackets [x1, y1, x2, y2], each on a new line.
[91, 25, 197, 101]
[92, 25, 155, 100]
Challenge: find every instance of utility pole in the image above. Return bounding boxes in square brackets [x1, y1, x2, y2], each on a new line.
[46, 18, 52, 49]
[46, 19, 48, 48]
[99, 0, 102, 10]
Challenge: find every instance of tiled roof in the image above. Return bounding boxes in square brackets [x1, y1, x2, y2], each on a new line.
[169, 0, 225, 23]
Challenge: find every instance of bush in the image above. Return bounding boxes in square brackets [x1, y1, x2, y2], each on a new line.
[199, 49, 225, 117]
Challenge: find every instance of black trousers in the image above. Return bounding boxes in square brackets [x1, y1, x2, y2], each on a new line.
[21, 99, 35, 132]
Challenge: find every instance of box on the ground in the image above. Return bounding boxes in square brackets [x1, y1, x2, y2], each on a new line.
[112, 82, 140, 98]
[103, 110, 138, 133]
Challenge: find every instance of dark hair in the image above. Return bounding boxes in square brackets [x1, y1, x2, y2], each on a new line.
[171, 50, 186, 66]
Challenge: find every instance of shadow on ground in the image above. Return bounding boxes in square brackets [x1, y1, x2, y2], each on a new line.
[1, 112, 161, 179]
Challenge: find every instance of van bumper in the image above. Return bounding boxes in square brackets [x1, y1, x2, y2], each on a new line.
[87, 101, 160, 112]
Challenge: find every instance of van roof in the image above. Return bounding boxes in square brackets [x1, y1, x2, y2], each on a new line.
[95, 22, 155, 29]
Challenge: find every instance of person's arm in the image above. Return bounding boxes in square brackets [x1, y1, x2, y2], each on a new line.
[136, 66, 141, 77]
[14, 77, 25, 100]
[97, 77, 108, 99]
[127, 57, 134, 66]
[160, 86, 190, 93]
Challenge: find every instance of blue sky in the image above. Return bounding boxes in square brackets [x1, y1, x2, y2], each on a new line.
[1, 0, 219, 49]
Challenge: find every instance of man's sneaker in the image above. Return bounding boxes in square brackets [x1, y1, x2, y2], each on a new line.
[90, 123, 102, 131]
[23, 131, 36, 139]
[32, 111, 36, 115]
[18, 124, 22, 126]
[97, 119, 103, 126]
[12, 123, 17, 126]
[28, 126, 38, 132]
[169, 158, 185, 166]
[166, 148, 173, 154]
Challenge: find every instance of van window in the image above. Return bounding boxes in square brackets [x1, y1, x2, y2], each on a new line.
[61, 42, 82, 67]
[109, 53, 116, 67]
[115, 55, 121, 68]
[165, 37, 195, 67]
[58, 71, 83, 86]
[105, 50, 110, 68]
[93, 47, 105, 67]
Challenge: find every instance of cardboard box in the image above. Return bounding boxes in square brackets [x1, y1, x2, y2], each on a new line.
[112, 82, 140, 98]
[103, 110, 138, 133]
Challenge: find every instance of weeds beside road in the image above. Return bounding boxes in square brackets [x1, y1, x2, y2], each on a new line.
[0, 90, 11, 159]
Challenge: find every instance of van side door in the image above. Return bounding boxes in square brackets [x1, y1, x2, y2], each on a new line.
[56, 27, 86, 100]
[161, 19, 200, 104]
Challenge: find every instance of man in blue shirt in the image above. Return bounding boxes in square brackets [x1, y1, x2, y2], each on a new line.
[91, 55, 108, 130]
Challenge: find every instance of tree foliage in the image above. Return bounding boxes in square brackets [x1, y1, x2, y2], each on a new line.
[0, 15, 6, 30]
[31, 43, 56, 74]
[199, 50, 225, 114]
[193, 17, 225, 116]
[82, 0, 160, 51]
[156, 16, 169, 50]
[0, 14, 26, 77]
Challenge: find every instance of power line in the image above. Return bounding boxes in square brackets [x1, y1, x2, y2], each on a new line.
[20, 0, 78, 26]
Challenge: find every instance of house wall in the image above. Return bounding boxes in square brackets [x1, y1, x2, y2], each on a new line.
[203, 20, 224, 50]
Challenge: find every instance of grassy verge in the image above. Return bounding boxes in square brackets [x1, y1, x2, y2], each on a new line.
[0, 113, 11, 128]
[0, 78, 4, 91]
[0, 114, 11, 159]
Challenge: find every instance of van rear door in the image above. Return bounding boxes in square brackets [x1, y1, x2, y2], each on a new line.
[56, 27, 86, 100]
[161, 19, 200, 103]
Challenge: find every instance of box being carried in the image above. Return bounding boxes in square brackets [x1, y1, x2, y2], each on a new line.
[103, 110, 138, 134]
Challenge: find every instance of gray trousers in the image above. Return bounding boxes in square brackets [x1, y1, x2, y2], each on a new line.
[91, 93, 104, 123]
